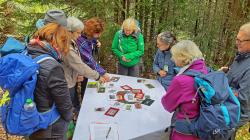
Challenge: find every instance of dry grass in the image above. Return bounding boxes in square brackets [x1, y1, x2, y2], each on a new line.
[0, 125, 22, 140]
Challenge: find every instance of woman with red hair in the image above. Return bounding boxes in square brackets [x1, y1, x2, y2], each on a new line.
[77, 17, 110, 97]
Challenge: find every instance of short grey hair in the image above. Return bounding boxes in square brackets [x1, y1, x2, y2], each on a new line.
[171, 40, 203, 66]
[157, 31, 177, 46]
[240, 22, 250, 38]
[67, 16, 84, 32]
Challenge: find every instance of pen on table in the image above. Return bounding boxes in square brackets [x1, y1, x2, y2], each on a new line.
[106, 126, 112, 139]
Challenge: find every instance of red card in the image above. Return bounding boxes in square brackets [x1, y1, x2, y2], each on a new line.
[135, 92, 144, 99]
[121, 85, 132, 90]
[116, 92, 125, 101]
[131, 89, 143, 94]
[104, 107, 119, 117]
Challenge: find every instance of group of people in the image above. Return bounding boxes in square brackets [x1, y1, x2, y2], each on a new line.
[2, 8, 249, 140]
[156, 25, 250, 139]
[27, 10, 109, 139]
[22, 9, 146, 140]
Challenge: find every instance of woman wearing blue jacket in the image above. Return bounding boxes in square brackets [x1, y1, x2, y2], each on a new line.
[153, 31, 177, 90]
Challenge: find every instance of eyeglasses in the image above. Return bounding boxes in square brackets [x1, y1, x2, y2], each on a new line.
[236, 38, 250, 43]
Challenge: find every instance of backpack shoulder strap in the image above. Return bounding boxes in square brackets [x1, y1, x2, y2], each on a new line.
[183, 69, 203, 77]
[33, 54, 60, 127]
[33, 54, 55, 64]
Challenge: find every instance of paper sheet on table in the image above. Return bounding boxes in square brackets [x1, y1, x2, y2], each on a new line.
[90, 122, 119, 140]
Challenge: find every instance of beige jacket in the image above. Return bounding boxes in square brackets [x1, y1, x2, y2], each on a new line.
[63, 40, 100, 88]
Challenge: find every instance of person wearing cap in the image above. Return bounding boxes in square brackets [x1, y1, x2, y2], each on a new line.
[62, 17, 106, 114]
[36, 9, 67, 29]
[76, 17, 110, 98]
[153, 31, 177, 90]
[111, 18, 145, 77]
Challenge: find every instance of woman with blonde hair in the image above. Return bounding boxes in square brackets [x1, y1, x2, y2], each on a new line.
[28, 23, 73, 140]
[111, 18, 144, 77]
[161, 40, 208, 140]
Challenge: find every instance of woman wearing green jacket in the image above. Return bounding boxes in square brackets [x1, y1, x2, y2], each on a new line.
[111, 18, 145, 77]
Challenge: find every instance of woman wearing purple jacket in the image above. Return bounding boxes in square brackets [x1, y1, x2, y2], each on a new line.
[161, 40, 208, 140]
[77, 17, 110, 97]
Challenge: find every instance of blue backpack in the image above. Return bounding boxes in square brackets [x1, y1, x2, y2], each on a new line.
[174, 70, 241, 140]
[0, 37, 60, 136]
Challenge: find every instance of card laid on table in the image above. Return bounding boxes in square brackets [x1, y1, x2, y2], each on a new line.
[121, 85, 132, 90]
[104, 107, 119, 117]
[142, 98, 155, 106]
[110, 77, 120, 82]
[145, 83, 155, 89]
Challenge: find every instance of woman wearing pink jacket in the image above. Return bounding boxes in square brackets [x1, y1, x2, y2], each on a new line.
[161, 40, 208, 140]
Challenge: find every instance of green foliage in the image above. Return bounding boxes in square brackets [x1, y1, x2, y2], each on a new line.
[1, 0, 250, 77]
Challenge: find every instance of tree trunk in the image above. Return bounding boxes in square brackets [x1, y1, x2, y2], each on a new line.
[121, 0, 126, 22]
[150, 0, 156, 40]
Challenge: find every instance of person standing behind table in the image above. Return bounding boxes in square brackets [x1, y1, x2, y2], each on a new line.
[28, 23, 73, 140]
[162, 40, 208, 140]
[63, 17, 107, 114]
[111, 18, 145, 77]
[220, 22, 250, 140]
[76, 17, 110, 99]
[153, 31, 177, 90]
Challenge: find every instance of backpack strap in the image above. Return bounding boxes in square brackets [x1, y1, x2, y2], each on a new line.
[33, 54, 60, 127]
[33, 54, 55, 64]
[183, 69, 202, 77]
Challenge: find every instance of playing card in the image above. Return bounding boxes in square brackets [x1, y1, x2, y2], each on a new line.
[127, 94, 134, 100]
[116, 92, 125, 101]
[110, 77, 120, 82]
[145, 84, 155, 89]
[87, 82, 98, 88]
[121, 85, 132, 90]
[95, 107, 105, 112]
[142, 98, 155, 106]
[137, 79, 146, 83]
[125, 104, 132, 110]
[113, 101, 121, 106]
[131, 89, 143, 94]
[98, 87, 106, 93]
[135, 92, 144, 100]
[109, 95, 116, 100]
[135, 102, 142, 109]
[104, 107, 119, 117]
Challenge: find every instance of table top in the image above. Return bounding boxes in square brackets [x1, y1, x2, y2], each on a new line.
[73, 74, 172, 140]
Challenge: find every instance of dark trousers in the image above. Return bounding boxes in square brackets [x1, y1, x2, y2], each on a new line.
[80, 78, 88, 100]
[69, 86, 80, 112]
[118, 63, 140, 77]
